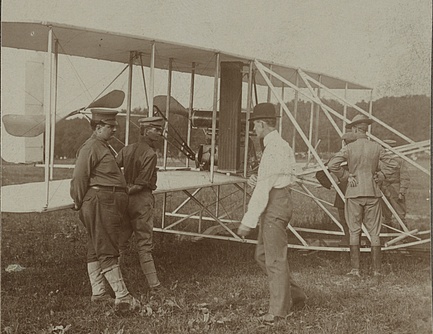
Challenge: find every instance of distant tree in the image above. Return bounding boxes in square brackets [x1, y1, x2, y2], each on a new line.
[55, 118, 92, 158]
[54, 95, 430, 159]
[368, 95, 430, 143]
[54, 107, 206, 160]
[278, 95, 430, 154]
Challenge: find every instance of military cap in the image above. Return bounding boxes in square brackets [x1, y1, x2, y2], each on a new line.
[90, 109, 118, 126]
[383, 139, 397, 147]
[249, 103, 280, 121]
[341, 132, 358, 143]
[347, 114, 374, 128]
[138, 116, 164, 129]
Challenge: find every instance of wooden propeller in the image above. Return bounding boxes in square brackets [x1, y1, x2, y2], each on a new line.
[2, 90, 125, 137]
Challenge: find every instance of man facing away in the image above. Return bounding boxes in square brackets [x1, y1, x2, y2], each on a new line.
[328, 115, 398, 278]
[379, 139, 410, 230]
[237, 103, 306, 324]
[116, 116, 164, 293]
[70, 109, 140, 311]
[316, 131, 359, 246]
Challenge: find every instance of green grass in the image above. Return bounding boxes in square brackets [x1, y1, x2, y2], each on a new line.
[1, 159, 431, 333]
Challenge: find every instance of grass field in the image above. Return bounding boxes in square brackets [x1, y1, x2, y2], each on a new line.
[1, 160, 431, 333]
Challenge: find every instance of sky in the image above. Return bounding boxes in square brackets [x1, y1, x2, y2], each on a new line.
[2, 0, 431, 96]
[1, 0, 431, 161]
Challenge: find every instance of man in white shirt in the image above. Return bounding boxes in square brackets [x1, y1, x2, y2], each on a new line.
[237, 103, 306, 324]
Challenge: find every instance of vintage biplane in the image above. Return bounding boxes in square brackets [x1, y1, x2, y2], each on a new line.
[1, 21, 430, 253]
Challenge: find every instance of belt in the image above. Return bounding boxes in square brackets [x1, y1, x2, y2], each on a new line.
[91, 185, 127, 193]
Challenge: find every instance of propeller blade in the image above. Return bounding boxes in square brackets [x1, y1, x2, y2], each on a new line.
[153, 95, 188, 117]
[2, 114, 47, 137]
[87, 90, 125, 109]
[2, 90, 125, 137]
[64, 89, 126, 119]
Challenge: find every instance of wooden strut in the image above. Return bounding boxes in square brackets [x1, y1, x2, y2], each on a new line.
[256, 64, 430, 176]
[297, 69, 430, 176]
[258, 63, 427, 233]
[254, 60, 373, 241]
[385, 229, 419, 247]
[181, 189, 241, 240]
[296, 73, 414, 236]
[252, 60, 430, 251]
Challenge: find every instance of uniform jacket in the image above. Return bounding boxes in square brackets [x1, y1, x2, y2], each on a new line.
[380, 156, 410, 195]
[328, 135, 398, 199]
[116, 136, 158, 190]
[70, 134, 126, 208]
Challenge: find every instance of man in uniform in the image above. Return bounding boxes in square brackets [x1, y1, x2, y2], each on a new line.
[70, 109, 140, 311]
[328, 115, 397, 278]
[116, 116, 164, 293]
[379, 139, 410, 230]
[237, 103, 306, 324]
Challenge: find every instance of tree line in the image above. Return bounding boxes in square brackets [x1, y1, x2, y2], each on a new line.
[54, 95, 430, 159]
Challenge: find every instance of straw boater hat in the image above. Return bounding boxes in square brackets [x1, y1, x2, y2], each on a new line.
[91, 109, 119, 126]
[248, 103, 280, 121]
[138, 116, 164, 129]
[347, 114, 374, 128]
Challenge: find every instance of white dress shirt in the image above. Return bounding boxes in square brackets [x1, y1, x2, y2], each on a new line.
[241, 130, 296, 229]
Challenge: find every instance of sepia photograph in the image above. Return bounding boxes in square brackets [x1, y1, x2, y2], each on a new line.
[1, 1, 431, 333]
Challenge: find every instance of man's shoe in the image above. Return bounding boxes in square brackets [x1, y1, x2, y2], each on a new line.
[91, 293, 113, 304]
[115, 294, 141, 312]
[346, 269, 361, 278]
[258, 313, 281, 325]
[372, 271, 383, 284]
[149, 284, 168, 296]
[292, 296, 306, 310]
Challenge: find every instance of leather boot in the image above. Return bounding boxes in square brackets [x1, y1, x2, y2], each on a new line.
[87, 261, 112, 303]
[371, 246, 382, 276]
[103, 265, 140, 311]
[347, 245, 361, 277]
[139, 254, 160, 288]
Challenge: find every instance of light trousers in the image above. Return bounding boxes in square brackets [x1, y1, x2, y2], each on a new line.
[345, 197, 382, 246]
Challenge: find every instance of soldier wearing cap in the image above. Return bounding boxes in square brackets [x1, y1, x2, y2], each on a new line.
[328, 114, 398, 278]
[379, 139, 410, 229]
[236, 103, 306, 324]
[70, 109, 140, 310]
[116, 116, 164, 293]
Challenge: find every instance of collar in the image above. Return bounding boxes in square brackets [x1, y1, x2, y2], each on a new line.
[263, 130, 279, 147]
[356, 133, 368, 140]
[91, 133, 108, 145]
[140, 135, 155, 148]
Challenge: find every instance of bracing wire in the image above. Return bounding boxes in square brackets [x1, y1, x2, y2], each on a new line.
[91, 64, 129, 103]
[153, 105, 195, 160]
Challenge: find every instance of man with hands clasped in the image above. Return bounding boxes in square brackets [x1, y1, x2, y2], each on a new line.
[116, 117, 164, 294]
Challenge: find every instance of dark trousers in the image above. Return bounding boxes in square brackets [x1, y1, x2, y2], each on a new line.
[119, 190, 155, 258]
[338, 207, 350, 244]
[119, 190, 160, 287]
[79, 188, 128, 271]
[381, 184, 406, 223]
[255, 187, 305, 317]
